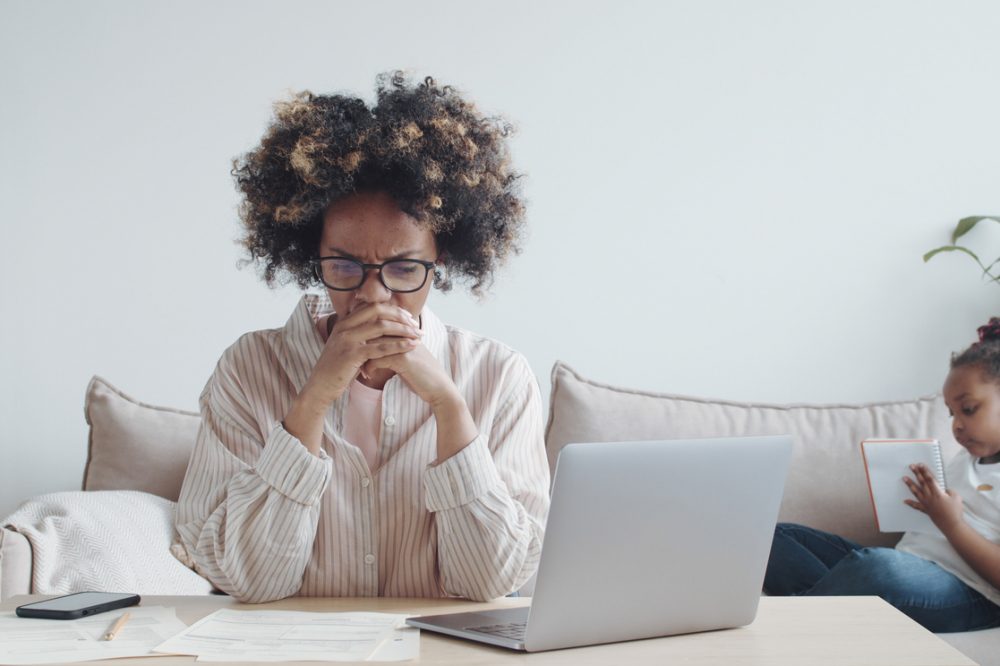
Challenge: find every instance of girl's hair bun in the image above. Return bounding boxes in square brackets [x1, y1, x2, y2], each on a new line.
[977, 317, 1000, 343]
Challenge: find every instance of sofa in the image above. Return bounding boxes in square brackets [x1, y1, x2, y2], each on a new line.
[2, 362, 997, 663]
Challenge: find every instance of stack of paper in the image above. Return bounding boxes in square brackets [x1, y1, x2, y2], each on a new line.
[0, 607, 418, 664]
[153, 609, 418, 662]
[0, 606, 187, 665]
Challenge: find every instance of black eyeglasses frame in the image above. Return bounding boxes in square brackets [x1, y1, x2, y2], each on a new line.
[313, 256, 437, 293]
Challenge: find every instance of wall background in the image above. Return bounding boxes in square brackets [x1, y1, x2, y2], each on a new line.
[2, 0, 999, 517]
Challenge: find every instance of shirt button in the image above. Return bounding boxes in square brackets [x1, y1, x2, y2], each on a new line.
[364, 553, 376, 565]
[361, 478, 370, 488]
[383, 415, 396, 427]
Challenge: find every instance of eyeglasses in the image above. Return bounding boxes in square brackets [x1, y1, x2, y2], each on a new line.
[313, 256, 437, 293]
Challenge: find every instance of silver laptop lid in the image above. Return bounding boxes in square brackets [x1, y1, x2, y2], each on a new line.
[524, 435, 792, 652]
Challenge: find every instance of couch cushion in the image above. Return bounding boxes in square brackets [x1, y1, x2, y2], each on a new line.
[0, 527, 31, 601]
[83, 376, 200, 501]
[545, 361, 962, 548]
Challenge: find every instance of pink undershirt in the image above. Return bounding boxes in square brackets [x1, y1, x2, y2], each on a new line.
[344, 380, 382, 470]
[317, 314, 382, 471]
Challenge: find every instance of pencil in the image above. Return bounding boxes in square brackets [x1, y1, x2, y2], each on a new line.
[103, 612, 131, 641]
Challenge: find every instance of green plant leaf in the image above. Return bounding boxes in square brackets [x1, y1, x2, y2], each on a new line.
[923, 245, 981, 263]
[951, 216, 1000, 244]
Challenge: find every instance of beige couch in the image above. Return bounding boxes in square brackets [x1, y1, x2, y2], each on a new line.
[544, 362, 998, 664]
[2, 364, 998, 663]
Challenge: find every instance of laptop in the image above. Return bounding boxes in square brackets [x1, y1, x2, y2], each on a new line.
[406, 435, 792, 652]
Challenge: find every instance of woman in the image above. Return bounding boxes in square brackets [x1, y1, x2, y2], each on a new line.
[174, 72, 550, 603]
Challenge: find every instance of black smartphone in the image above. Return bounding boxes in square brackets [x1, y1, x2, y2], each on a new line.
[15, 591, 140, 620]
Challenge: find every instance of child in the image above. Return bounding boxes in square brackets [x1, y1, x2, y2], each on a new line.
[764, 319, 1000, 632]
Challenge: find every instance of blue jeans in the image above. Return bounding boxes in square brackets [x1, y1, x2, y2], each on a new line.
[763, 523, 1000, 632]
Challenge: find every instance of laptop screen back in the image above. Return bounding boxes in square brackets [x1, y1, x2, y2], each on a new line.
[523, 435, 792, 651]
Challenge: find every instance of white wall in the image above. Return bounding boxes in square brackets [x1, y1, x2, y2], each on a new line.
[2, 0, 999, 517]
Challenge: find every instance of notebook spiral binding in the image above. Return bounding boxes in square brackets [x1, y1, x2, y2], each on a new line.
[930, 443, 946, 488]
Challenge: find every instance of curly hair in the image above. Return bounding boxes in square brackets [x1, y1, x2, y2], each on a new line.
[232, 71, 526, 295]
[951, 317, 1000, 382]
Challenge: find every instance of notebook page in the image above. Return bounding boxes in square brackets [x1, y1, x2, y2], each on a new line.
[860, 439, 945, 534]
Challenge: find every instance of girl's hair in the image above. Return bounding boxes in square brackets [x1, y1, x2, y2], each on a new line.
[951, 317, 1000, 381]
[232, 71, 525, 296]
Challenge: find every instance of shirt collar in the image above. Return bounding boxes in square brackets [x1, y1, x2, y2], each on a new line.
[416, 303, 448, 367]
[277, 294, 330, 394]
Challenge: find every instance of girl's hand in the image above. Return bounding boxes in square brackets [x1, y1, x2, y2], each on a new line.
[903, 463, 965, 533]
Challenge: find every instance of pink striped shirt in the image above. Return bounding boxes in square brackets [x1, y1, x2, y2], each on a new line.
[174, 294, 549, 602]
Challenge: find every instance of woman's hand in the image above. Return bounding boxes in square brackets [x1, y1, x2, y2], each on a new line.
[903, 463, 965, 534]
[307, 303, 422, 402]
[363, 343, 479, 462]
[361, 342, 453, 408]
[284, 304, 421, 454]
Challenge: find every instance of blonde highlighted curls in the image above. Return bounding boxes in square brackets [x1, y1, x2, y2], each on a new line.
[232, 71, 526, 295]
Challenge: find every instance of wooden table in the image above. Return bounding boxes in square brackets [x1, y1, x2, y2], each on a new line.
[1, 594, 977, 665]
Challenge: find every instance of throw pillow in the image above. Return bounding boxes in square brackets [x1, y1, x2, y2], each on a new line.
[83, 376, 200, 501]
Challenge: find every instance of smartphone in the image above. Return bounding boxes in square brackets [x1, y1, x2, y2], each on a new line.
[15, 591, 140, 620]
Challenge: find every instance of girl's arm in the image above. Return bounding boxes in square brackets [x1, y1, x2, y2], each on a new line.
[939, 522, 1000, 591]
[904, 464, 1000, 590]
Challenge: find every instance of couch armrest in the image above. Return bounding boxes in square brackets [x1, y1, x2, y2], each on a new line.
[0, 527, 32, 601]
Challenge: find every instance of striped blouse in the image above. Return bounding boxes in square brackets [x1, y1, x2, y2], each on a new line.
[174, 294, 550, 603]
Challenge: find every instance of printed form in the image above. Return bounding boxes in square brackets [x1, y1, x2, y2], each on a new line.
[0, 606, 187, 664]
[153, 609, 419, 662]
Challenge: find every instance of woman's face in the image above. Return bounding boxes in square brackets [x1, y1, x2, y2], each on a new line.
[318, 191, 439, 320]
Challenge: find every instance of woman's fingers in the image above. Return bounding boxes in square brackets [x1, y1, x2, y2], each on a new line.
[351, 319, 422, 343]
[330, 306, 421, 351]
[336, 303, 418, 334]
[365, 335, 421, 357]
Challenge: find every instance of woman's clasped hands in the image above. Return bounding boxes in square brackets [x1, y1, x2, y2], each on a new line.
[313, 303, 422, 398]
[308, 302, 461, 411]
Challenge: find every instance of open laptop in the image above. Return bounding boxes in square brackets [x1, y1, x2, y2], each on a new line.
[407, 435, 792, 652]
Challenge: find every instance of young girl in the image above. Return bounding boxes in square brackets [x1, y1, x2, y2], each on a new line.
[764, 319, 1000, 632]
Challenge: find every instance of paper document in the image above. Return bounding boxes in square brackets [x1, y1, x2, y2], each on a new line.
[861, 438, 946, 534]
[153, 609, 419, 662]
[0, 606, 187, 665]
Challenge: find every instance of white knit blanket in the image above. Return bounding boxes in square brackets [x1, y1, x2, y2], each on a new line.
[3, 490, 213, 595]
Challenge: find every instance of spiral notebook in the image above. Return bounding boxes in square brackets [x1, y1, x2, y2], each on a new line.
[860, 439, 947, 534]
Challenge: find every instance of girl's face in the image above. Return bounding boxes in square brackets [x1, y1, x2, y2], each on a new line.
[943, 364, 1000, 462]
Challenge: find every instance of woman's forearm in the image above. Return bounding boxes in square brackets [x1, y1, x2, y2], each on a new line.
[176, 422, 331, 603]
[431, 390, 479, 462]
[284, 384, 336, 455]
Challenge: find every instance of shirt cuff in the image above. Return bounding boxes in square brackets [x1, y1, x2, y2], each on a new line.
[254, 424, 332, 505]
[423, 435, 503, 511]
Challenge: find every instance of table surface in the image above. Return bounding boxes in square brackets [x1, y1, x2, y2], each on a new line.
[1, 594, 978, 665]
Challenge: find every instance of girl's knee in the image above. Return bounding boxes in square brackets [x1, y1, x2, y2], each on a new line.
[835, 548, 920, 590]
[847, 547, 892, 561]
[840, 547, 897, 571]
